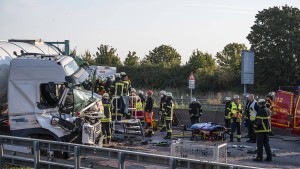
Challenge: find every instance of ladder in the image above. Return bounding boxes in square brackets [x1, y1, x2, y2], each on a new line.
[111, 96, 145, 141]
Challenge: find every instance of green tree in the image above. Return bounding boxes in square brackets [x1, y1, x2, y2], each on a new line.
[247, 5, 300, 90]
[69, 48, 77, 57]
[186, 50, 216, 75]
[215, 43, 247, 74]
[82, 50, 96, 65]
[124, 51, 139, 66]
[95, 44, 122, 66]
[142, 45, 181, 67]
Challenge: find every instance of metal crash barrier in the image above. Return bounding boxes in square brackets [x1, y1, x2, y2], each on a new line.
[0, 135, 262, 169]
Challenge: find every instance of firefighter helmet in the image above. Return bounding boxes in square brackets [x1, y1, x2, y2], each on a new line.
[160, 90, 166, 96]
[115, 73, 121, 78]
[258, 99, 266, 105]
[234, 95, 239, 99]
[225, 97, 231, 101]
[166, 92, 172, 98]
[191, 98, 196, 102]
[130, 88, 136, 93]
[138, 90, 144, 95]
[103, 93, 109, 99]
[147, 90, 153, 96]
[120, 72, 126, 76]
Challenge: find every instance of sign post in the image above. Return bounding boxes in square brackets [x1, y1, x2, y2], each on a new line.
[241, 50, 254, 96]
[189, 73, 195, 102]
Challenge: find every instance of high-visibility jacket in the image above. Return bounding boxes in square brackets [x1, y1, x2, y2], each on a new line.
[164, 100, 173, 121]
[115, 81, 124, 96]
[101, 101, 112, 123]
[228, 102, 243, 123]
[122, 80, 130, 96]
[254, 107, 271, 133]
[225, 101, 231, 119]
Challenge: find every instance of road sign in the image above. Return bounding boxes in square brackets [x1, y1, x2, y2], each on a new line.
[189, 73, 195, 89]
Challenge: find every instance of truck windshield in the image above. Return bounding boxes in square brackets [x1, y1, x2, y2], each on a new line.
[73, 88, 100, 112]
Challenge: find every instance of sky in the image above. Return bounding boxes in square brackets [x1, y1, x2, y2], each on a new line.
[1, 0, 300, 64]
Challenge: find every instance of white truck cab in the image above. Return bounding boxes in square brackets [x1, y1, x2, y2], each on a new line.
[1, 42, 103, 147]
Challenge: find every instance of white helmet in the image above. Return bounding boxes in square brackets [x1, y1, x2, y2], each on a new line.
[258, 99, 266, 105]
[234, 95, 239, 99]
[137, 90, 144, 95]
[130, 88, 136, 93]
[191, 98, 196, 102]
[166, 92, 172, 98]
[225, 97, 231, 101]
[103, 93, 109, 99]
[160, 90, 166, 96]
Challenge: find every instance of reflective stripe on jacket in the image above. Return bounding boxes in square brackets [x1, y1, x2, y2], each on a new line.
[254, 107, 271, 133]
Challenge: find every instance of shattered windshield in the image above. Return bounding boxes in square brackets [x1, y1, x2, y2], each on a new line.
[64, 88, 100, 113]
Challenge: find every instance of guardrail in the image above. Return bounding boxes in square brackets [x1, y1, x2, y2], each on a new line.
[0, 135, 261, 169]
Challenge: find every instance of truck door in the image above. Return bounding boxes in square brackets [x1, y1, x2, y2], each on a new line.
[271, 91, 294, 128]
[291, 95, 300, 135]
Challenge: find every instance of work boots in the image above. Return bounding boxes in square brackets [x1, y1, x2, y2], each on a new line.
[164, 132, 171, 139]
[230, 134, 233, 142]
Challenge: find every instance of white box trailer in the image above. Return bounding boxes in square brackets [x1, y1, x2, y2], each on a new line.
[86, 65, 117, 78]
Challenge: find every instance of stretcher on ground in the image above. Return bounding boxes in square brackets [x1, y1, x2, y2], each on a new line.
[190, 122, 228, 141]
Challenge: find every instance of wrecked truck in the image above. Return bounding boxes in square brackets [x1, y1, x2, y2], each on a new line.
[0, 41, 104, 151]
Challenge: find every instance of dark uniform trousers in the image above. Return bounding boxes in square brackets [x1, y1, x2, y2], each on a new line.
[256, 132, 272, 159]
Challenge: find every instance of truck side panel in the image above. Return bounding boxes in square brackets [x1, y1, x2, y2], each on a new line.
[271, 91, 294, 128]
[291, 95, 300, 135]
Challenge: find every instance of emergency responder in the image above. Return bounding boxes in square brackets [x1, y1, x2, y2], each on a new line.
[138, 90, 146, 107]
[159, 90, 167, 132]
[227, 95, 243, 142]
[101, 93, 112, 144]
[189, 98, 203, 140]
[164, 92, 174, 139]
[189, 98, 202, 125]
[114, 73, 125, 96]
[120, 72, 131, 96]
[245, 94, 259, 143]
[224, 97, 232, 128]
[105, 75, 114, 96]
[253, 99, 272, 162]
[145, 90, 154, 129]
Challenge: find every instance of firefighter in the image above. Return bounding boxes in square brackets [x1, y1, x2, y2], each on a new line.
[158, 90, 167, 132]
[228, 95, 243, 142]
[145, 90, 154, 128]
[189, 98, 203, 140]
[114, 73, 125, 96]
[189, 98, 202, 125]
[101, 93, 112, 144]
[224, 97, 232, 128]
[138, 90, 146, 107]
[253, 99, 272, 162]
[120, 72, 131, 96]
[245, 94, 259, 143]
[164, 92, 174, 139]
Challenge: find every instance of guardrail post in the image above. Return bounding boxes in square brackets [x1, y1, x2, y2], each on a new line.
[169, 158, 176, 169]
[33, 141, 40, 169]
[118, 152, 125, 169]
[74, 146, 81, 169]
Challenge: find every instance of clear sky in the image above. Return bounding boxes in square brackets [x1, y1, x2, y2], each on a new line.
[1, 0, 299, 64]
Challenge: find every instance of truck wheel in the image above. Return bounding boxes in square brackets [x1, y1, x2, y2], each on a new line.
[30, 134, 69, 159]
